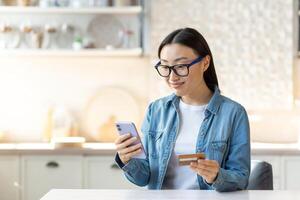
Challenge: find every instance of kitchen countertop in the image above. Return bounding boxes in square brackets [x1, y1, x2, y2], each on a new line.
[41, 189, 300, 200]
[251, 142, 300, 155]
[0, 142, 300, 155]
[0, 143, 117, 155]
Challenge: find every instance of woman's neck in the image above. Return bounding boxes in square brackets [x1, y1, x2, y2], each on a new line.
[181, 84, 213, 106]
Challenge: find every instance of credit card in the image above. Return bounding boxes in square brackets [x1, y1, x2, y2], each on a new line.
[178, 153, 206, 166]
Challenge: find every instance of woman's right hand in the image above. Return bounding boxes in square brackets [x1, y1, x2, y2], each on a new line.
[115, 133, 142, 164]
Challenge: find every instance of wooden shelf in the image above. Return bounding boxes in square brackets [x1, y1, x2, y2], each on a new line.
[0, 6, 142, 14]
[0, 48, 143, 56]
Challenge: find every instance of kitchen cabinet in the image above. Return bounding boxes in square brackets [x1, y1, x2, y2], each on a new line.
[252, 154, 300, 190]
[0, 2, 145, 56]
[0, 156, 20, 200]
[10, 149, 300, 199]
[0, 153, 141, 200]
[83, 156, 138, 189]
[21, 155, 83, 200]
[282, 156, 300, 189]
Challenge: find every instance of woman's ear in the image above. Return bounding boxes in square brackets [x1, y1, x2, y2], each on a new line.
[203, 55, 210, 71]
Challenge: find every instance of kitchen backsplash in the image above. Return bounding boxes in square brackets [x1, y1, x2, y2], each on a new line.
[0, 56, 150, 142]
[149, 0, 294, 110]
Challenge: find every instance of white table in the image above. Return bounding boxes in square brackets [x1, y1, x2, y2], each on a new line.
[41, 189, 300, 200]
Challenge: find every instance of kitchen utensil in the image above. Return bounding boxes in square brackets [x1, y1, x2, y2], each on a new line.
[120, 28, 134, 48]
[39, 0, 50, 7]
[21, 25, 50, 49]
[51, 106, 73, 138]
[83, 87, 140, 142]
[42, 106, 54, 142]
[88, 0, 108, 7]
[54, 0, 69, 7]
[0, 23, 21, 49]
[112, 0, 132, 6]
[2, 0, 17, 5]
[87, 15, 125, 49]
[56, 23, 78, 49]
[44, 24, 58, 49]
[70, 0, 88, 8]
[18, 0, 38, 6]
[51, 136, 85, 148]
[31, 31, 44, 48]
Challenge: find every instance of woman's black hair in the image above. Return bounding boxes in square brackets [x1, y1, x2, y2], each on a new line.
[158, 27, 219, 92]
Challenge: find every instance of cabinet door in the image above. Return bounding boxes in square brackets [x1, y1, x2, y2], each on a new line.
[283, 156, 300, 189]
[21, 155, 83, 200]
[0, 156, 20, 200]
[84, 156, 139, 189]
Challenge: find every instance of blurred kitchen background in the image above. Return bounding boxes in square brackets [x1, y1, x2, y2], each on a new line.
[0, 0, 300, 200]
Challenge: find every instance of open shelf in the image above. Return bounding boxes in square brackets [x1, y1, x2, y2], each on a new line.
[0, 5, 142, 14]
[0, 48, 143, 56]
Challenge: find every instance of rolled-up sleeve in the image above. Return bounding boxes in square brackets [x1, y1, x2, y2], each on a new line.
[210, 106, 251, 192]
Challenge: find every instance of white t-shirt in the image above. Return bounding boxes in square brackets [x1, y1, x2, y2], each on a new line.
[162, 99, 207, 189]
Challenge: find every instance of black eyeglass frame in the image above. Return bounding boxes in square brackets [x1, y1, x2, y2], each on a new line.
[154, 56, 204, 77]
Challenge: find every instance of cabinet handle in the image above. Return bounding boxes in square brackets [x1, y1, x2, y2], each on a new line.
[110, 163, 120, 169]
[46, 161, 59, 168]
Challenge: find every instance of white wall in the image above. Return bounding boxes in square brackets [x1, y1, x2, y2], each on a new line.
[0, 56, 150, 141]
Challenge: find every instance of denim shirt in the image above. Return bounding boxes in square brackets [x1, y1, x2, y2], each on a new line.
[115, 88, 250, 192]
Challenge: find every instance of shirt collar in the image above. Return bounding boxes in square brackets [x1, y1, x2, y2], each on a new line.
[164, 86, 222, 115]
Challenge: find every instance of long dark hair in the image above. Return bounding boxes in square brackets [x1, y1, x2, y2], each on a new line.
[158, 28, 219, 92]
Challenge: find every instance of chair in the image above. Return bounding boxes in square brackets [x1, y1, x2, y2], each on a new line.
[247, 160, 273, 190]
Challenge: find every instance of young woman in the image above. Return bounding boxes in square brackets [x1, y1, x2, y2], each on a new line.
[115, 28, 250, 192]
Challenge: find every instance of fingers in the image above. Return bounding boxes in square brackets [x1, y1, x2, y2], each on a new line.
[119, 143, 142, 155]
[121, 148, 142, 163]
[125, 148, 142, 159]
[115, 133, 131, 145]
[197, 160, 218, 167]
[115, 136, 138, 151]
[190, 159, 220, 184]
[190, 165, 211, 177]
[194, 160, 219, 171]
[190, 162, 214, 174]
[190, 164, 216, 183]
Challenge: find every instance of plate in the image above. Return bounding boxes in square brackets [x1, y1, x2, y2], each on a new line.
[83, 87, 140, 142]
[87, 15, 124, 49]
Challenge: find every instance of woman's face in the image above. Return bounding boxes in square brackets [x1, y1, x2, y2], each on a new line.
[159, 43, 209, 97]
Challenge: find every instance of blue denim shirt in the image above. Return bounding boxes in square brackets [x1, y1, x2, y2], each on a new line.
[115, 88, 250, 192]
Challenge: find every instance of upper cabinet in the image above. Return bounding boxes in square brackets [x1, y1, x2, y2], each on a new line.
[0, 0, 145, 56]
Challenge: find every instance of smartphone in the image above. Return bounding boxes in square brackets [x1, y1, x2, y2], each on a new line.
[115, 121, 146, 159]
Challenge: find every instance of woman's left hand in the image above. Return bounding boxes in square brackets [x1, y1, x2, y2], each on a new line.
[190, 159, 220, 184]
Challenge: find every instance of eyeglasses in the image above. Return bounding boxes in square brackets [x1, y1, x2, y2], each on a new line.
[154, 56, 203, 77]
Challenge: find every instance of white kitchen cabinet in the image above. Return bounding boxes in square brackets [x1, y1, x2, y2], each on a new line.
[21, 155, 83, 200]
[282, 156, 300, 189]
[84, 156, 138, 189]
[0, 156, 20, 200]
